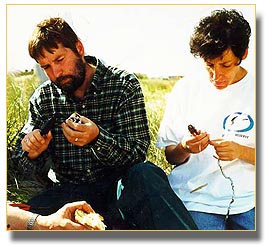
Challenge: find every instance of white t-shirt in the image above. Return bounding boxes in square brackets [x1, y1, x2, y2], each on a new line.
[156, 72, 255, 215]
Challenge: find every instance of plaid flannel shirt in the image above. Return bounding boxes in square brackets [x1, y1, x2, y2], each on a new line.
[12, 56, 150, 184]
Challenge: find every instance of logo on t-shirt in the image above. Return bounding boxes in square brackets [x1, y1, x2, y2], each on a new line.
[223, 112, 254, 133]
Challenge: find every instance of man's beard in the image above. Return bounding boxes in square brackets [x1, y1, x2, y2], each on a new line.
[54, 56, 86, 95]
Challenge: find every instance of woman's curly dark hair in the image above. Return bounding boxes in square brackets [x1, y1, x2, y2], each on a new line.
[190, 9, 251, 62]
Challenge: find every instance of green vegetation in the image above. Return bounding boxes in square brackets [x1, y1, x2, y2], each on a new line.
[6, 73, 178, 202]
[140, 78, 177, 173]
[7, 73, 39, 149]
[7, 73, 41, 202]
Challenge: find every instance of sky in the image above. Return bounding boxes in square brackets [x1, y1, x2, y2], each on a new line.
[6, 4, 255, 78]
[1, 0, 267, 244]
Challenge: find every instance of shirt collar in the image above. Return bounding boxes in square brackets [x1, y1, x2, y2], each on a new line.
[85, 55, 107, 92]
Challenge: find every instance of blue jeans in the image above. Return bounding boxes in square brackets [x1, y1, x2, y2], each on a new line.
[28, 161, 198, 230]
[190, 208, 255, 230]
[117, 162, 197, 230]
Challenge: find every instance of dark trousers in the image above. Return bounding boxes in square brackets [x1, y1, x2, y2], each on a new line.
[27, 161, 197, 230]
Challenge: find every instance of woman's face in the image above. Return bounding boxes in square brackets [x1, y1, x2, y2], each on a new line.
[204, 48, 248, 90]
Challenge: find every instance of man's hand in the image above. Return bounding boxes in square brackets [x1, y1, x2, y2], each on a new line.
[35, 201, 95, 230]
[61, 115, 99, 146]
[21, 129, 52, 159]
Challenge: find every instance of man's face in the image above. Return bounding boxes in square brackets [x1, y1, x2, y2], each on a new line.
[37, 43, 86, 95]
[203, 48, 245, 90]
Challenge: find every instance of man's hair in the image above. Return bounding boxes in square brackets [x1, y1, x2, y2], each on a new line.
[189, 9, 251, 62]
[28, 17, 79, 61]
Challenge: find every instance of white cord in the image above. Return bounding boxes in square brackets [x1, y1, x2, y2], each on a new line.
[217, 159, 235, 220]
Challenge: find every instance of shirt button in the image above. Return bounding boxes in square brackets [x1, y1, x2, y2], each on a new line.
[87, 169, 91, 174]
[85, 149, 90, 153]
[97, 147, 101, 151]
[82, 105, 86, 109]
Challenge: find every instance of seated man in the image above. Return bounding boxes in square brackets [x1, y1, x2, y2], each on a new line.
[11, 17, 197, 230]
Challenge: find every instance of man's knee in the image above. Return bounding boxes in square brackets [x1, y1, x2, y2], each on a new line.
[124, 161, 168, 189]
[128, 161, 164, 176]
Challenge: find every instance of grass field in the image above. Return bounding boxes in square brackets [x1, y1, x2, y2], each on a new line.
[6, 72, 177, 202]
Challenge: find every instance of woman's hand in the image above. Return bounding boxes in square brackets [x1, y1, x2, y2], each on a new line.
[181, 131, 210, 154]
[210, 139, 255, 164]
